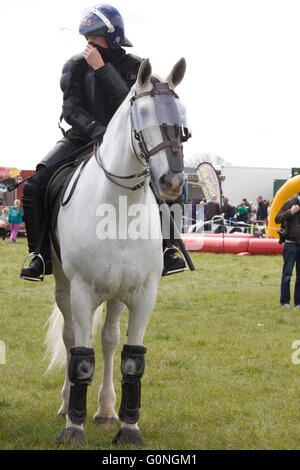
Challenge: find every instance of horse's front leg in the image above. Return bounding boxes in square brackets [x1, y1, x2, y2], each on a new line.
[113, 281, 158, 448]
[52, 264, 74, 418]
[56, 282, 96, 446]
[94, 299, 125, 426]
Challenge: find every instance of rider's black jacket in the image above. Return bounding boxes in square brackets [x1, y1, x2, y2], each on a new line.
[60, 45, 143, 141]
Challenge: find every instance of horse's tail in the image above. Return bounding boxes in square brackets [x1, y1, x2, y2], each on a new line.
[44, 303, 103, 373]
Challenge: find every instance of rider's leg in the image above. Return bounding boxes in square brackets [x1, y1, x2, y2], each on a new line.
[20, 137, 82, 281]
[160, 199, 187, 275]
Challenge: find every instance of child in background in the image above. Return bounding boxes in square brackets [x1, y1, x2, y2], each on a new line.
[0, 207, 9, 244]
[8, 200, 23, 243]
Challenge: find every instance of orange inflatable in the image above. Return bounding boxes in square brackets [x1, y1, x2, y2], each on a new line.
[268, 175, 300, 239]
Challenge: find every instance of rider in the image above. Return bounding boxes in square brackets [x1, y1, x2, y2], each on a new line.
[20, 3, 186, 282]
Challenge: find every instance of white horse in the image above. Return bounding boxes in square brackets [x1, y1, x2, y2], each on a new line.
[45, 57, 188, 447]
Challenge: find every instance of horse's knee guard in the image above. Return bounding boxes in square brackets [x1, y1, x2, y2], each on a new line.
[68, 347, 95, 425]
[119, 345, 147, 424]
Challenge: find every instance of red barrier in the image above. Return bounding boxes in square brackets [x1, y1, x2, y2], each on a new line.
[248, 238, 283, 255]
[181, 234, 283, 255]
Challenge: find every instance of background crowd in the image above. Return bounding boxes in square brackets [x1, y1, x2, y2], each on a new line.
[0, 199, 23, 244]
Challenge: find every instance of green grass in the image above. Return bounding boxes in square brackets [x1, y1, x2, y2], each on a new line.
[1, 238, 300, 449]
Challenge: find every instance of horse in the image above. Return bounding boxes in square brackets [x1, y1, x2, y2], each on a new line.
[45, 57, 189, 447]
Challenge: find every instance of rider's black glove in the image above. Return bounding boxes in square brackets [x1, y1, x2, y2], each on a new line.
[90, 123, 106, 141]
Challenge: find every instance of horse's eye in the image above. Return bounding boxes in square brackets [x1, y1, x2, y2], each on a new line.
[139, 107, 148, 118]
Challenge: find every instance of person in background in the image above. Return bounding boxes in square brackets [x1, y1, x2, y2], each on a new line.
[256, 195, 268, 222]
[237, 202, 249, 224]
[8, 200, 23, 243]
[0, 207, 9, 244]
[275, 194, 300, 308]
[222, 197, 236, 221]
[249, 201, 257, 223]
[242, 198, 251, 214]
[204, 196, 221, 221]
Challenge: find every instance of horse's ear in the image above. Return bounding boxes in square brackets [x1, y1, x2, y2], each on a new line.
[167, 57, 186, 89]
[137, 59, 152, 88]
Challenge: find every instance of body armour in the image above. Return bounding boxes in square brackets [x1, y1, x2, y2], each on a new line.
[60, 46, 143, 141]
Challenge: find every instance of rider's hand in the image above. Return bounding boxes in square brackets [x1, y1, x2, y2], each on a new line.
[90, 123, 106, 140]
[291, 205, 300, 215]
[83, 44, 105, 70]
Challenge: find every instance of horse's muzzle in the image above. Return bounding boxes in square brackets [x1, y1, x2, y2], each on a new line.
[158, 171, 184, 200]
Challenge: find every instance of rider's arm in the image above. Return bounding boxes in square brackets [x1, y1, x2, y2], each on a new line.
[94, 63, 130, 114]
[60, 55, 103, 138]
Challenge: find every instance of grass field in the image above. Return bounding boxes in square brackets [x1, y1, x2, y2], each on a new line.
[1, 237, 300, 450]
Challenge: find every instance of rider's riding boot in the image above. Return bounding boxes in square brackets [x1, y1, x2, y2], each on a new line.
[162, 240, 187, 276]
[20, 195, 52, 282]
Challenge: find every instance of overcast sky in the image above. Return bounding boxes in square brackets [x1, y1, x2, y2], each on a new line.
[2, 0, 300, 170]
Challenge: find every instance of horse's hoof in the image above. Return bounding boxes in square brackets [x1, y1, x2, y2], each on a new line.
[56, 427, 86, 446]
[94, 415, 118, 426]
[112, 427, 145, 448]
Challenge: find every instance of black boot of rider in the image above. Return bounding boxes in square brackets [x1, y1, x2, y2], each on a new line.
[20, 194, 52, 281]
[162, 242, 187, 276]
[21, 255, 53, 282]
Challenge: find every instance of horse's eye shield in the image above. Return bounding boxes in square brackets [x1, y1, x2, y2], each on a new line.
[130, 93, 189, 133]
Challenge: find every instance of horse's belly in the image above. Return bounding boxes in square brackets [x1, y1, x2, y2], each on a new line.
[58, 236, 163, 303]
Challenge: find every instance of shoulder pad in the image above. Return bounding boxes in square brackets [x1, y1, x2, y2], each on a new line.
[125, 54, 144, 67]
[60, 54, 87, 92]
[123, 54, 144, 83]
[69, 53, 86, 64]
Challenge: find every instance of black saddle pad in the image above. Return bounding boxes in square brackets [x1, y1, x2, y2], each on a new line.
[45, 152, 93, 258]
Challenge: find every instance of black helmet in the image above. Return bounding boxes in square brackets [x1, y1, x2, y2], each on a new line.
[79, 4, 133, 49]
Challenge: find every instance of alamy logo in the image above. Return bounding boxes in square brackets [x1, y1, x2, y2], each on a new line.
[291, 340, 300, 365]
[94, 198, 205, 242]
[0, 341, 6, 365]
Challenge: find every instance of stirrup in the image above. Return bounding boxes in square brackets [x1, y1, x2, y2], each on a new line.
[20, 252, 46, 282]
[162, 246, 188, 277]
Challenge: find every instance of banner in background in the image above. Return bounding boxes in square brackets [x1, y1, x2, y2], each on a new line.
[0, 167, 20, 181]
[196, 162, 221, 205]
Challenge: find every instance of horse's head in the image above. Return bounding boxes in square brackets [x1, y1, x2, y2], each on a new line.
[130, 58, 191, 201]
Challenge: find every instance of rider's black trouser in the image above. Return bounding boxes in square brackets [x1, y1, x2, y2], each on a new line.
[22, 137, 85, 257]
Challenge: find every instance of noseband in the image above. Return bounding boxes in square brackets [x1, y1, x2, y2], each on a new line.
[94, 80, 191, 191]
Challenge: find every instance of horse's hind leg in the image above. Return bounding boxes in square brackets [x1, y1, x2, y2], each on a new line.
[113, 281, 158, 448]
[56, 281, 96, 446]
[94, 299, 125, 426]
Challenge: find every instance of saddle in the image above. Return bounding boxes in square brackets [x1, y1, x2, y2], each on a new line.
[45, 151, 93, 260]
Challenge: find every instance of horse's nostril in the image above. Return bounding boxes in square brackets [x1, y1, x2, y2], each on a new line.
[159, 173, 183, 191]
[159, 175, 168, 187]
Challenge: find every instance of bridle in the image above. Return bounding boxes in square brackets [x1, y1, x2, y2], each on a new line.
[94, 80, 191, 191]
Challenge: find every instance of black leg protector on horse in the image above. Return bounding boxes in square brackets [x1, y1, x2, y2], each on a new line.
[68, 347, 95, 425]
[119, 345, 147, 424]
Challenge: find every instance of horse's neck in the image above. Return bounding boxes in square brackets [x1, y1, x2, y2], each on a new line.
[98, 99, 148, 204]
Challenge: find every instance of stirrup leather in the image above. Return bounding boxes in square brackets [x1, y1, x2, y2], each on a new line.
[20, 252, 46, 282]
[162, 246, 187, 276]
